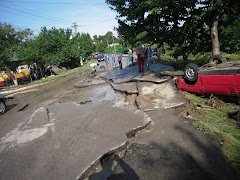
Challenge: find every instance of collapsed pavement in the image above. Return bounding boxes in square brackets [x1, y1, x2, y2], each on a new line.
[0, 63, 236, 180]
[90, 64, 236, 180]
[99, 64, 186, 111]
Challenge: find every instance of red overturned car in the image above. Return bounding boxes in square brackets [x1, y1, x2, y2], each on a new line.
[176, 55, 240, 98]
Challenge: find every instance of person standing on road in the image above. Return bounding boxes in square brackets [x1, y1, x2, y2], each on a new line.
[147, 44, 152, 64]
[128, 49, 133, 66]
[143, 45, 150, 70]
[104, 53, 110, 70]
[118, 53, 123, 69]
[112, 53, 116, 69]
[135, 44, 144, 72]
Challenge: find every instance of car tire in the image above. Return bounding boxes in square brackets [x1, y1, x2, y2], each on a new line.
[0, 100, 6, 114]
[209, 55, 226, 64]
[184, 63, 199, 82]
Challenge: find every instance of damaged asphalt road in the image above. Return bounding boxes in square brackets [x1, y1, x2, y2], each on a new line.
[0, 64, 236, 180]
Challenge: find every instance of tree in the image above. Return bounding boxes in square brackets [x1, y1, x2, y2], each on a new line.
[0, 22, 32, 69]
[27, 27, 93, 68]
[93, 31, 118, 52]
[77, 33, 95, 58]
[106, 0, 240, 57]
[219, 15, 240, 53]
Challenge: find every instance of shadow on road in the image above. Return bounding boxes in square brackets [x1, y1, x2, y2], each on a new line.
[88, 120, 236, 180]
[5, 103, 17, 113]
[88, 154, 139, 180]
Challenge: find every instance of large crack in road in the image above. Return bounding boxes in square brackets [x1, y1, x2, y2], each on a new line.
[0, 64, 236, 180]
[70, 69, 187, 179]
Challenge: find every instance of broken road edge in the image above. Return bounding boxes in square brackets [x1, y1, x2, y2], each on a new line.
[78, 117, 152, 180]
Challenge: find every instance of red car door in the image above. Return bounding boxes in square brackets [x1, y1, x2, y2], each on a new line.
[235, 74, 240, 96]
[201, 74, 236, 96]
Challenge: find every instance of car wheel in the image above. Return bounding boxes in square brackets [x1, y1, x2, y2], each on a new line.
[0, 100, 6, 114]
[184, 63, 199, 82]
[209, 55, 226, 64]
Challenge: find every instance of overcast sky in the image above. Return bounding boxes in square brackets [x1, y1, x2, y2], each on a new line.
[0, 0, 118, 37]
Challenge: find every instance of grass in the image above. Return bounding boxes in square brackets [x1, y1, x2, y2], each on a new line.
[158, 52, 240, 70]
[158, 70, 183, 76]
[179, 91, 240, 178]
[35, 60, 92, 84]
[222, 53, 240, 62]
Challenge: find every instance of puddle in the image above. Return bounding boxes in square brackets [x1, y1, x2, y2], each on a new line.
[88, 154, 119, 180]
[76, 85, 124, 105]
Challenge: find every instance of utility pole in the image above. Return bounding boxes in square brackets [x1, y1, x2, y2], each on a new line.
[112, 35, 116, 55]
[72, 21, 83, 66]
[72, 21, 79, 35]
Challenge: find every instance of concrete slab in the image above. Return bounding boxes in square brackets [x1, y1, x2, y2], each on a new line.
[112, 75, 134, 84]
[0, 85, 151, 180]
[136, 81, 187, 110]
[99, 66, 139, 83]
[111, 82, 138, 94]
[74, 79, 106, 88]
[99, 63, 174, 84]
[132, 72, 172, 84]
[75, 85, 124, 105]
[149, 63, 175, 72]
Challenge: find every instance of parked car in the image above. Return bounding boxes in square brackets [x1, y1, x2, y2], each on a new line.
[97, 54, 105, 61]
[176, 55, 240, 98]
[0, 93, 6, 114]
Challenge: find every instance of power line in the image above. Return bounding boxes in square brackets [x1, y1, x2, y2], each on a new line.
[0, 8, 65, 27]
[82, 18, 115, 27]
[7, 1, 67, 23]
[0, 3, 63, 24]
[0, 0, 102, 5]
[0, 19, 41, 32]
[0, 8, 30, 19]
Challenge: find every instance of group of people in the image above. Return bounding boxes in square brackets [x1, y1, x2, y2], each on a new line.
[108, 53, 123, 70]
[110, 44, 152, 72]
[135, 44, 152, 72]
[91, 44, 152, 73]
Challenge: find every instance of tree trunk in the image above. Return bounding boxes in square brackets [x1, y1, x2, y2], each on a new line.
[157, 43, 161, 62]
[39, 67, 44, 78]
[211, 15, 220, 55]
[5, 66, 18, 86]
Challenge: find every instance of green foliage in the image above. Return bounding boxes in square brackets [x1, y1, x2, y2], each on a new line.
[1, 23, 94, 70]
[23, 27, 94, 68]
[78, 33, 95, 58]
[105, 45, 128, 54]
[220, 16, 240, 53]
[35, 27, 77, 68]
[222, 53, 240, 62]
[0, 22, 33, 69]
[92, 31, 130, 53]
[94, 31, 118, 52]
[106, 0, 240, 56]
